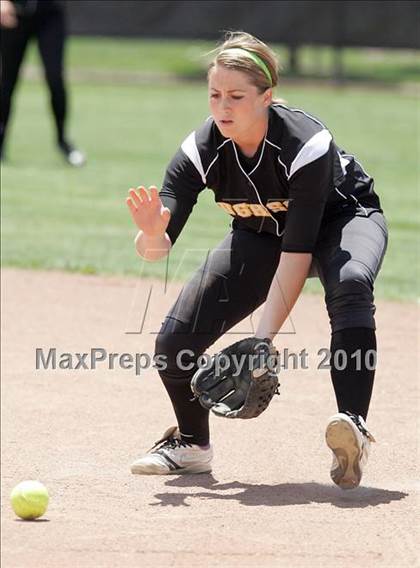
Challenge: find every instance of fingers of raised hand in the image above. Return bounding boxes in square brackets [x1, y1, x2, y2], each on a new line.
[129, 185, 160, 201]
[136, 186, 151, 203]
[149, 186, 159, 202]
[126, 196, 137, 215]
[128, 187, 142, 208]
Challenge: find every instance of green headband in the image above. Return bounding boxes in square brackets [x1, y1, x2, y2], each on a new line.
[222, 47, 273, 86]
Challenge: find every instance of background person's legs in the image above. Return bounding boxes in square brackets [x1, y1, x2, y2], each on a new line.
[0, 19, 32, 158]
[36, 7, 85, 165]
[36, 8, 66, 145]
[155, 228, 282, 445]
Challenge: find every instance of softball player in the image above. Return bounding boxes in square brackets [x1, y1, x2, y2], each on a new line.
[126, 32, 388, 489]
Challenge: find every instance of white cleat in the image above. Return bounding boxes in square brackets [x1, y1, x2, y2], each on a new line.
[67, 149, 86, 167]
[131, 426, 213, 475]
[59, 142, 86, 167]
[325, 411, 376, 490]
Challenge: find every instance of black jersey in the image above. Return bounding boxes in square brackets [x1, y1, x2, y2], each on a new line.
[160, 103, 381, 253]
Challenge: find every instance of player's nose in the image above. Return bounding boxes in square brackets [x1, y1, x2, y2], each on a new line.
[220, 97, 232, 110]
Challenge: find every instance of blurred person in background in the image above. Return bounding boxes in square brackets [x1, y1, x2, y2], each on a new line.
[0, 0, 85, 166]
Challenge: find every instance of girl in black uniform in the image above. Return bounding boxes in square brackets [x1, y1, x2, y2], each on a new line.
[0, 0, 85, 165]
[126, 32, 388, 489]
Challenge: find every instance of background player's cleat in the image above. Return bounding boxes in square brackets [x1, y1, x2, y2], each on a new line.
[325, 411, 376, 490]
[130, 425, 213, 475]
[58, 140, 86, 167]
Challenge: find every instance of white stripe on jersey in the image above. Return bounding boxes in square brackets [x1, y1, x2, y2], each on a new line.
[266, 139, 290, 177]
[272, 103, 327, 129]
[289, 129, 332, 179]
[181, 131, 206, 184]
[248, 137, 267, 176]
[334, 186, 347, 200]
[342, 153, 372, 179]
[205, 138, 232, 178]
[338, 153, 350, 176]
[231, 141, 283, 238]
[265, 139, 282, 152]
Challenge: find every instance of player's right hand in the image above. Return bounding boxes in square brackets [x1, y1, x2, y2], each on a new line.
[0, 0, 18, 28]
[126, 186, 171, 238]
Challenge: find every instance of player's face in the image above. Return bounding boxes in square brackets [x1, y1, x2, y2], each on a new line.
[208, 64, 271, 142]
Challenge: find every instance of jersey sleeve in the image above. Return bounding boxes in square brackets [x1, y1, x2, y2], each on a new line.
[281, 130, 335, 253]
[159, 146, 206, 245]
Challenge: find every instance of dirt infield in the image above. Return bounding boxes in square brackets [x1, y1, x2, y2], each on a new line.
[1, 268, 419, 568]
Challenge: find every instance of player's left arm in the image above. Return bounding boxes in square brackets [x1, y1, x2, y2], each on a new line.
[256, 251, 312, 340]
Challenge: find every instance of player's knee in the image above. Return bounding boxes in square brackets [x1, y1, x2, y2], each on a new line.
[325, 278, 376, 332]
[154, 321, 200, 379]
[154, 329, 177, 368]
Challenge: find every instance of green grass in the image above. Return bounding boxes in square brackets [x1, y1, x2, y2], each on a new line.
[22, 37, 420, 83]
[1, 38, 419, 301]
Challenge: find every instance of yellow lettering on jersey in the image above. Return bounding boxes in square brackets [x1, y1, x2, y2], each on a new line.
[232, 203, 253, 217]
[217, 200, 288, 217]
[266, 200, 289, 212]
[217, 201, 235, 215]
[248, 204, 271, 217]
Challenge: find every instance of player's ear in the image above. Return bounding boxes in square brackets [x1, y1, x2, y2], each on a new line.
[263, 88, 272, 107]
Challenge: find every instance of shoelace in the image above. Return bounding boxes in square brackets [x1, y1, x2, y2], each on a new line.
[344, 411, 376, 442]
[152, 437, 192, 453]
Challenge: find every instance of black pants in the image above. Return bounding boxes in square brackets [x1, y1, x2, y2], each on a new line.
[0, 6, 67, 155]
[155, 211, 388, 444]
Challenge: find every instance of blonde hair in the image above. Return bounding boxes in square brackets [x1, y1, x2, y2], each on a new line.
[207, 31, 283, 101]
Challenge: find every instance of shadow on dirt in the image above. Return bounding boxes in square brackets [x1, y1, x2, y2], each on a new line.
[151, 475, 408, 508]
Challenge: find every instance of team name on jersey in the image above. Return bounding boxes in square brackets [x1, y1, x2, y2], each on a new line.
[217, 200, 289, 218]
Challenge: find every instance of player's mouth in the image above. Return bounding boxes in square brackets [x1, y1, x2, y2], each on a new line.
[219, 119, 234, 126]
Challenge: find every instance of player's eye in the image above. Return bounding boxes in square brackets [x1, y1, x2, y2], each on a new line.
[210, 93, 220, 98]
[231, 96, 244, 100]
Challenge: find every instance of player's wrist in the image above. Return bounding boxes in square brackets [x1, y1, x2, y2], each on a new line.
[254, 332, 276, 342]
[139, 231, 167, 243]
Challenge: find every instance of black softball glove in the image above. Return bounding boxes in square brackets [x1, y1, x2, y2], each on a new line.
[190, 337, 280, 419]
